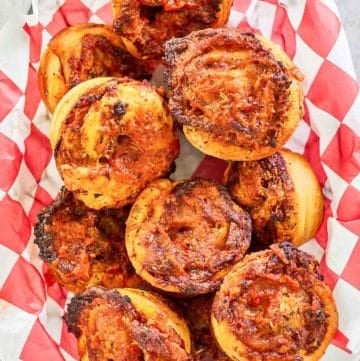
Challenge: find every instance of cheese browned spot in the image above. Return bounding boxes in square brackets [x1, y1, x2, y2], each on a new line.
[126, 178, 252, 296]
[211, 242, 338, 361]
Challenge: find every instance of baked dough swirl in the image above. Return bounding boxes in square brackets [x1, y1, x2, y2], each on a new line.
[112, 0, 232, 60]
[211, 242, 338, 361]
[38, 24, 149, 113]
[51, 77, 180, 210]
[126, 178, 251, 296]
[165, 29, 304, 161]
[224, 149, 324, 248]
[65, 287, 192, 360]
[34, 188, 140, 293]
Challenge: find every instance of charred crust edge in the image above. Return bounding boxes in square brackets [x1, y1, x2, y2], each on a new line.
[65, 287, 158, 342]
[33, 187, 71, 263]
[64, 287, 126, 338]
[275, 242, 322, 279]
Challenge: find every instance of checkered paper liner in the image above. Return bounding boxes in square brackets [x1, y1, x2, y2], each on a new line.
[0, 0, 359, 360]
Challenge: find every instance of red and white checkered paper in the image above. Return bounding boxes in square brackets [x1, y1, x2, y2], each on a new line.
[0, 0, 359, 360]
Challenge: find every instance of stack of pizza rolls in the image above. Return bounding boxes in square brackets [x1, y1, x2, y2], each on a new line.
[34, 3, 338, 360]
[165, 27, 324, 249]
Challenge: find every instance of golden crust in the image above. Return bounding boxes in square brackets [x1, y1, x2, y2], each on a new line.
[165, 29, 304, 161]
[211, 243, 338, 361]
[65, 287, 192, 360]
[38, 23, 149, 113]
[225, 149, 324, 247]
[283, 150, 324, 246]
[51, 77, 180, 210]
[112, 0, 232, 61]
[34, 188, 141, 293]
[126, 178, 251, 296]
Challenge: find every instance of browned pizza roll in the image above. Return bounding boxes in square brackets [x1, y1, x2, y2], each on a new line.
[38, 24, 149, 113]
[211, 242, 338, 361]
[126, 178, 252, 296]
[224, 149, 324, 248]
[112, 0, 232, 61]
[65, 287, 192, 360]
[50, 77, 180, 210]
[165, 29, 304, 161]
[34, 188, 141, 293]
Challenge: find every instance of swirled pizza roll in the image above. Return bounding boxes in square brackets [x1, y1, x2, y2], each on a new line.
[65, 287, 192, 361]
[211, 242, 338, 361]
[112, 0, 232, 61]
[51, 77, 180, 210]
[165, 29, 304, 161]
[224, 149, 324, 248]
[34, 188, 141, 293]
[126, 178, 252, 296]
[38, 24, 149, 113]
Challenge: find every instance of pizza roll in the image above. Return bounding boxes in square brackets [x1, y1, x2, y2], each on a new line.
[126, 178, 251, 296]
[224, 149, 324, 247]
[165, 29, 304, 161]
[34, 188, 141, 293]
[211, 242, 338, 361]
[50, 77, 180, 210]
[65, 287, 192, 360]
[112, 0, 232, 60]
[38, 24, 149, 112]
